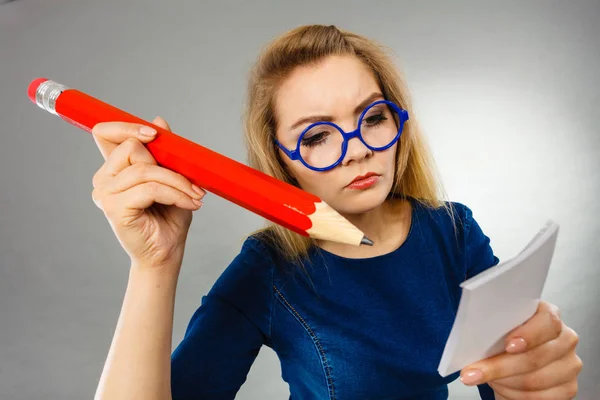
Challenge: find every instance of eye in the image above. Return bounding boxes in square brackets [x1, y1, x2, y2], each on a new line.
[301, 131, 329, 148]
[364, 112, 387, 126]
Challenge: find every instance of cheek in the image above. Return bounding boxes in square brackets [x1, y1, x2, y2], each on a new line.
[293, 167, 321, 187]
[279, 151, 302, 179]
[293, 166, 339, 193]
[375, 145, 398, 184]
[385, 143, 399, 167]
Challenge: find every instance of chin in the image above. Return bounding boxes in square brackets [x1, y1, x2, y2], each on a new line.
[332, 186, 390, 215]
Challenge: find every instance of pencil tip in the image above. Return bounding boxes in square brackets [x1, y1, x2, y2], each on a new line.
[361, 236, 374, 246]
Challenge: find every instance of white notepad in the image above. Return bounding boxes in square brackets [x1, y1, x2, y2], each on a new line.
[437, 220, 560, 377]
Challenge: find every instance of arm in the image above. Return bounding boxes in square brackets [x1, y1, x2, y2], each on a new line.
[459, 204, 581, 399]
[170, 237, 273, 399]
[94, 235, 272, 400]
[170, 293, 267, 399]
[462, 204, 499, 280]
[95, 264, 180, 400]
[460, 204, 500, 399]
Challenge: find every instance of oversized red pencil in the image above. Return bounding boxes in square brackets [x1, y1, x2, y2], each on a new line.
[28, 78, 373, 247]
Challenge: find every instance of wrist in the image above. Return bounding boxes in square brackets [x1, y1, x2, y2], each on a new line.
[129, 259, 182, 282]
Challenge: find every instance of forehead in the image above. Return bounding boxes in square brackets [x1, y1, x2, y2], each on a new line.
[274, 55, 380, 127]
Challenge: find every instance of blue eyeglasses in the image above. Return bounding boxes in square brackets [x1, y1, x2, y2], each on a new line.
[275, 100, 409, 172]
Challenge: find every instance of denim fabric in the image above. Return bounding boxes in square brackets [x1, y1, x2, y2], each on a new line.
[171, 197, 500, 399]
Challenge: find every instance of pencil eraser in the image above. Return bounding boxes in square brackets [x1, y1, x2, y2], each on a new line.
[28, 78, 49, 104]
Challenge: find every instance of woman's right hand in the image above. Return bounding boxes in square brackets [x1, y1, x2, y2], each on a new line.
[90, 116, 206, 274]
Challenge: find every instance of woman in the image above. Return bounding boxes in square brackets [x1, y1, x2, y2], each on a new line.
[91, 25, 582, 399]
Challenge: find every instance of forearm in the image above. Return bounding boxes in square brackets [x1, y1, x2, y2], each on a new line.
[95, 264, 180, 400]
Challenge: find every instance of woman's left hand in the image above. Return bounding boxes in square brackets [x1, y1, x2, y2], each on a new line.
[460, 300, 583, 400]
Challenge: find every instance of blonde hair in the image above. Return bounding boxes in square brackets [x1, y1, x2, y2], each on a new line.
[242, 24, 454, 264]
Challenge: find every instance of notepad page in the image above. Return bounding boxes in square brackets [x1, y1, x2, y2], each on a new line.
[437, 221, 559, 377]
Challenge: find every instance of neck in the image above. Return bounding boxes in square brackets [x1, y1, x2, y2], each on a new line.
[345, 198, 401, 243]
[317, 196, 411, 258]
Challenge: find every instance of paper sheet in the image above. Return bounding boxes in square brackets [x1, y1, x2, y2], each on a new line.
[438, 220, 559, 377]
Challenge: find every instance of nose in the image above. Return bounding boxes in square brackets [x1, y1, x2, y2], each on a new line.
[341, 130, 372, 166]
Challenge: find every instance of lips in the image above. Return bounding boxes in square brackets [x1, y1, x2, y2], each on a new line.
[348, 172, 380, 185]
[346, 173, 380, 190]
[346, 172, 380, 187]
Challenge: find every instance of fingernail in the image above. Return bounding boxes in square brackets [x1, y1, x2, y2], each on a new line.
[139, 126, 157, 137]
[192, 198, 203, 207]
[506, 337, 527, 353]
[191, 184, 205, 198]
[461, 369, 483, 385]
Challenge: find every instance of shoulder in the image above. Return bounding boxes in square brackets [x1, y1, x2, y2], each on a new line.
[413, 197, 484, 233]
[413, 197, 498, 277]
[213, 233, 273, 286]
[440, 200, 500, 277]
[439, 200, 492, 250]
[203, 231, 280, 337]
[207, 231, 279, 307]
[413, 198, 471, 241]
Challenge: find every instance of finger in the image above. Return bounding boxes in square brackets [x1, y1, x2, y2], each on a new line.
[93, 137, 157, 188]
[489, 379, 579, 400]
[461, 323, 578, 385]
[152, 115, 172, 132]
[107, 182, 202, 215]
[151, 115, 208, 199]
[103, 163, 206, 201]
[91, 121, 159, 160]
[490, 351, 582, 391]
[505, 301, 562, 353]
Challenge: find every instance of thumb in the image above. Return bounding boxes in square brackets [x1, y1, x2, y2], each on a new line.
[152, 116, 172, 131]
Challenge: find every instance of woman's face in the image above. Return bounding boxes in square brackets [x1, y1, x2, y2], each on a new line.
[274, 55, 398, 215]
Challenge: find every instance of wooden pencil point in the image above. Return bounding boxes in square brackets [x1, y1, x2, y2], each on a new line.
[306, 201, 368, 246]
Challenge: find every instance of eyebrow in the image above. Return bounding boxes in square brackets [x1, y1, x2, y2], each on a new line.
[289, 92, 385, 131]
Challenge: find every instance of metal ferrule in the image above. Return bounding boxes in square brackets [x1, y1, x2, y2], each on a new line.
[35, 80, 69, 115]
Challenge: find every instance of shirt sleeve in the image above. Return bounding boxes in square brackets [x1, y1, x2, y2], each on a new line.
[170, 237, 273, 400]
[461, 204, 500, 400]
[477, 382, 496, 400]
[462, 204, 500, 280]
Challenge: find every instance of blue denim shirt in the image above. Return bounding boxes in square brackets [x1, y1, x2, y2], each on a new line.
[171, 197, 500, 399]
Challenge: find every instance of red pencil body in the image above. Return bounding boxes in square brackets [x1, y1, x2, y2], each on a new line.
[30, 79, 321, 237]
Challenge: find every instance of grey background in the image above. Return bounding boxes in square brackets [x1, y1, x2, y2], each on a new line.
[1, 0, 598, 399]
